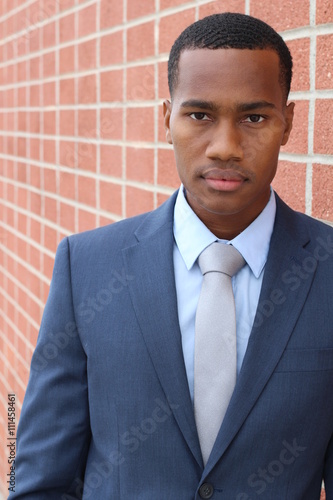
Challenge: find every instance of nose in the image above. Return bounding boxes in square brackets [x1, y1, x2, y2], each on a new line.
[205, 120, 243, 162]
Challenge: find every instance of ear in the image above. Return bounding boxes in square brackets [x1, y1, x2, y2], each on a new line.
[163, 100, 173, 145]
[281, 101, 295, 146]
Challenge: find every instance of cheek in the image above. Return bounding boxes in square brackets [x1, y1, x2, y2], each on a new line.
[243, 126, 284, 163]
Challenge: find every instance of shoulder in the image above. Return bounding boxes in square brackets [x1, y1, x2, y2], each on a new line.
[275, 193, 333, 239]
[59, 190, 178, 259]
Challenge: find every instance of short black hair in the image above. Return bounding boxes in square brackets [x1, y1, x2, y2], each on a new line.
[168, 12, 293, 101]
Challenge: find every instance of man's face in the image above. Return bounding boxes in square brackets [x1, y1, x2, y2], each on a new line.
[163, 48, 294, 234]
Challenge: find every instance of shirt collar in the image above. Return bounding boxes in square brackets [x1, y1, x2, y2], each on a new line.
[173, 185, 276, 278]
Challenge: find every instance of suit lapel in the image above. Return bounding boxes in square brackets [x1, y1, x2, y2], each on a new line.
[205, 196, 318, 472]
[122, 193, 202, 466]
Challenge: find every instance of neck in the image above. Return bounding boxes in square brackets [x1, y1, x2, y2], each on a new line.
[184, 190, 271, 240]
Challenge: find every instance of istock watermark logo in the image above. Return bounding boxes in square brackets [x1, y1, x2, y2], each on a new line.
[236, 439, 307, 499]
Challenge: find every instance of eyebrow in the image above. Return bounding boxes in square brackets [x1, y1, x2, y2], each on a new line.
[180, 99, 277, 112]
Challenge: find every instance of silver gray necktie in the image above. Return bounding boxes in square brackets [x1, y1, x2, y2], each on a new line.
[194, 242, 245, 465]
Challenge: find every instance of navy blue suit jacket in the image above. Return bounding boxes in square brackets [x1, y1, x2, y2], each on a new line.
[10, 193, 333, 499]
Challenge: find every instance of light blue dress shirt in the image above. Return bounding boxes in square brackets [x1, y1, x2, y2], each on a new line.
[173, 186, 276, 401]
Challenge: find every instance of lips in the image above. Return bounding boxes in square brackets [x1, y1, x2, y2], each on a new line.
[203, 169, 247, 192]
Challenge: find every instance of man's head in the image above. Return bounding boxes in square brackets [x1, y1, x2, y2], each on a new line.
[168, 12, 293, 102]
[163, 13, 295, 239]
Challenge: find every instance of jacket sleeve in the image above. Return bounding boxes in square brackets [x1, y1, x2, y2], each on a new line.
[324, 433, 333, 500]
[9, 238, 91, 499]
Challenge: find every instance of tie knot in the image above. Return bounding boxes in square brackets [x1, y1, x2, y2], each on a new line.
[198, 242, 245, 277]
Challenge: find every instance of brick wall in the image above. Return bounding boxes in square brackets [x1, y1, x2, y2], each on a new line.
[0, 0, 332, 497]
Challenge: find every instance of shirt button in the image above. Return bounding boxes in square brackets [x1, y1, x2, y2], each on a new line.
[199, 482, 214, 498]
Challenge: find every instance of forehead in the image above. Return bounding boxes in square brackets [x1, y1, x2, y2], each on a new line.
[174, 48, 283, 105]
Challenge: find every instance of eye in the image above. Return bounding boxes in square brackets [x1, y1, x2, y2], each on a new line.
[189, 112, 210, 121]
[243, 114, 265, 123]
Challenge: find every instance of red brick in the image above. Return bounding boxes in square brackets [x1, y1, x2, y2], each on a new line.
[77, 142, 96, 172]
[7, 112, 15, 131]
[43, 51, 56, 78]
[31, 192, 42, 215]
[6, 64, 14, 84]
[199, 0, 245, 17]
[100, 181, 122, 215]
[44, 167, 57, 193]
[18, 112, 27, 132]
[44, 252, 57, 280]
[17, 61, 26, 82]
[6, 88, 14, 108]
[60, 202, 75, 232]
[100, 32, 123, 67]
[18, 138, 26, 157]
[78, 110, 96, 138]
[100, 70, 123, 102]
[60, 78, 75, 105]
[316, 35, 333, 90]
[43, 81, 56, 106]
[317, 0, 333, 24]
[30, 56, 40, 80]
[43, 139, 56, 164]
[78, 74, 97, 104]
[281, 100, 309, 155]
[159, 9, 196, 54]
[127, 147, 154, 183]
[79, 4, 96, 37]
[30, 138, 41, 161]
[126, 107, 154, 142]
[160, 0, 186, 8]
[40, 1, 57, 18]
[127, 21, 155, 62]
[59, 0, 75, 11]
[44, 110, 56, 135]
[127, 0, 155, 20]
[60, 171, 76, 199]
[60, 13, 75, 43]
[288, 38, 310, 92]
[30, 84, 40, 106]
[314, 100, 333, 155]
[44, 196, 57, 223]
[43, 21, 56, 49]
[60, 45, 75, 74]
[126, 186, 154, 217]
[127, 65, 155, 101]
[18, 213, 27, 235]
[158, 61, 169, 99]
[60, 110, 75, 136]
[18, 87, 26, 107]
[100, 0, 123, 29]
[78, 209, 97, 232]
[78, 176, 96, 206]
[60, 140, 76, 168]
[44, 226, 58, 254]
[78, 39, 96, 70]
[16, 35, 29, 58]
[30, 165, 41, 189]
[28, 243, 40, 270]
[29, 27, 40, 54]
[99, 215, 117, 226]
[271, 161, 306, 212]
[100, 145, 122, 177]
[312, 164, 333, 221]
[29, 111, 40, 134]
[30, 218, 42, 244]
[250, 0, 310, 32]
[18, 187, 28, 210]
[100, 109, 123, 140]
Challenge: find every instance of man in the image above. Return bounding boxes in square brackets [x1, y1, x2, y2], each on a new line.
[10, 12, 333, 500]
